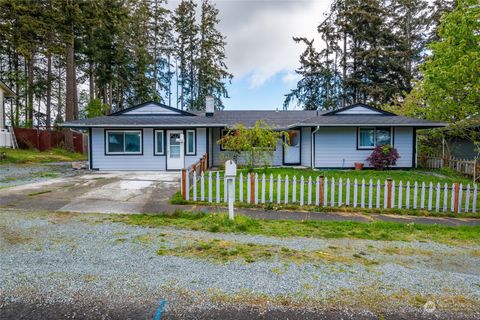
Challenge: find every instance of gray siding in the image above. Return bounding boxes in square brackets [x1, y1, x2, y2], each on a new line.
[314, 127, 413, 168]
[91, 127, 206, 171]
[300, 127, 311, 167]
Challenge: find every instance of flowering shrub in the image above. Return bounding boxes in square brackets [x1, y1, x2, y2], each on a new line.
[366, 145, 400, 170]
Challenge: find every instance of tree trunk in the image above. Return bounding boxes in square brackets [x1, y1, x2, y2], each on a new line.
[89, 60, 94, 102]
[27, 56, 34, 128]
[14, 51, 20, 126]
[65, 35, 76, 152]
[46, 54, 52, 130]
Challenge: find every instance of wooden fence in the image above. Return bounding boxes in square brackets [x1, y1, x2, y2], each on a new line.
[181, 153, 208, 199]
[419, 155, 479, 182]
[182, 171, 479, 214]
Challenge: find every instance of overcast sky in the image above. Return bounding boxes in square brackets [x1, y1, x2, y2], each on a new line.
[169, 0, 332, 110]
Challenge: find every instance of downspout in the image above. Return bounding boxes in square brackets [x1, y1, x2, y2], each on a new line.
[311, 126, 320, 168]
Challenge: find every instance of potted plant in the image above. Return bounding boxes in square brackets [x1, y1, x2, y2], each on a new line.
[354, 162, 364, 170]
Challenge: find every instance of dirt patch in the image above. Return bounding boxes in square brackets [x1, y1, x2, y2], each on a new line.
[0, 224, 33, 245]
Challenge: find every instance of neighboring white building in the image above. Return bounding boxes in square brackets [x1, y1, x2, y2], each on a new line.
[62, 101, 446, 171]
[0, 80, 15, 148]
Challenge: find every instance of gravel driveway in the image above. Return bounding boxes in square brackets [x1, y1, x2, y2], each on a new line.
[1, 209, 479, 319]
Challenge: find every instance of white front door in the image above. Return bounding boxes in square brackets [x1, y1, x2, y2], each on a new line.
[167, 130, 184, 170]
[284, 129, 301, 164]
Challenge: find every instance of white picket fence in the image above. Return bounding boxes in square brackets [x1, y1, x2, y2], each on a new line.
[182, 172, 479, 214]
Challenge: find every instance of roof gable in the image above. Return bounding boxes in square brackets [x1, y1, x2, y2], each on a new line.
[109, 101, 195, 116]
[323, 103, 396, 116]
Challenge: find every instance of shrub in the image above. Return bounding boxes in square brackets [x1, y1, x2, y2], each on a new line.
[366, 145, 400, 170]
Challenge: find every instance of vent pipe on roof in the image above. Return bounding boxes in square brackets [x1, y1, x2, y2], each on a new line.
[206, 96, 214, 117]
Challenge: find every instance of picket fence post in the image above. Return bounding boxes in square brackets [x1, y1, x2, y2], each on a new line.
[215, 172, 220, 203]
[307, 176, 312, 205]
[346, 178, 351, 207]
[465, 184, 470, 213]
[224, 175, 227, 203]
[261, 174, 266, 204]
[472, 184, 477, 213]
[435, 183, 440, 212]
[277, 175, 281, 204]
[269, 174, 274, 203]
[383, 180, 388, 209]
[193, 171, 197, 201]
[458, 183, 463, 213]
[315, 176, 320, 206]
[331, 177, 335, 207]
[239, 172, 243, 203]
[200, 172, 205, 201]
[284, 175, 289, 205]
[246, 173, 251, 204]
[443, 183, 448, 212]
[181, 169, 187, 199]
[250, 173, 255, 204]
[420, 182, 426, 209]
[398, 181, 403, 209]
[338, 178, 343, 207]
[300, 176, 304, 206]
[376, 180, 381, 209]
[413, 182, 418, 209]
[391, 180, 396, 209]
[368, 179, 373, 209]
[453, 183, 459, 213]
[353, 178, 358, 208]
[319, 176, 324, 206]
[292, 176, 297, 204]
[323, 177, 328, 206]
[405, 181, 410, 209]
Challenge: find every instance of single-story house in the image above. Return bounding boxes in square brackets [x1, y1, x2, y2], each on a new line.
[62, 100, 446, 171]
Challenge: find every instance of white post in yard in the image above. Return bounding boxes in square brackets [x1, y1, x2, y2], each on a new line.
[224, 176, 227, 204]
[398, 181, 403, 209]
[292, 176, 297, 204]
[331, 177, 335, 207]
[307, 176, 312, 205]
[269, 174, 274, 203]
[368, 179, 373, 209]
[216, 171, 220, 203]
[376, 180, 381, 209]
[239, 172, 243, 203]
[300, 176, 305, 206]
[200, 172, 205, 201]
[315, 176, 320, 206]
[193, 171, 197, 201]
[346, 178, 351, 206]
[458, 184, 463, 213]
[338, 178, 343, 207]
[277, 175, 282, 204]
[285, 175, 289, 204]
[208, 171, 212, 203]
[413, 182, 418, 209]
[405, 181, 410, 209]
[443, 183, 448, 212]
[225, 160, 237, 221]
[391, 180, 395, 209]
[353, 179, 358, 208]
[383, 180, 388, 209]
[361, 179, 365, 208]
[261, 174, 266, 204]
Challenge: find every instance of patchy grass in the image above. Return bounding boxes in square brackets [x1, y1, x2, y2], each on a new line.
[0, 224, 33, 245]
[156, 238, 373, 265]
[113, 211, 480, 245]
[0, 147, 86, 164]
[27, 190, 53, 197]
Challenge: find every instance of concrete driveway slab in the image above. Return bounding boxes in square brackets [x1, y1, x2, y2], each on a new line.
[0, 171, 180, 214]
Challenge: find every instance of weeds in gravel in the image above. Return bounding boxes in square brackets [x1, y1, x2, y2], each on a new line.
[156, 238, 371, 265]
[114, 211, 480, 245]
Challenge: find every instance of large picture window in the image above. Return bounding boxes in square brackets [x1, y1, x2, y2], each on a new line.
[154, 130, 164, 155]
[358, 127, 392, 149]
[106, 130, 142, 154]
[186, 129, 196, 155]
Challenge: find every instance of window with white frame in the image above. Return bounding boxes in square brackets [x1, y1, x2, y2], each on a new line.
[358, 127, 392, 149]
[106, 130, 142, 154]
[186, 129, 196, 155]
[154, 130, 164, 155]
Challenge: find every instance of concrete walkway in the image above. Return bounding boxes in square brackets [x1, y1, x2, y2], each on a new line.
[1, 171, 479, 226]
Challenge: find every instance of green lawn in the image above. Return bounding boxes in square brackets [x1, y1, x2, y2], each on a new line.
[0, 148, 86, 164]
[113, 211, 480, 245]
[189, 167, 479, 212]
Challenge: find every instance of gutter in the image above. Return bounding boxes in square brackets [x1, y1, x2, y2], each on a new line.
[311, 126, 320, 168]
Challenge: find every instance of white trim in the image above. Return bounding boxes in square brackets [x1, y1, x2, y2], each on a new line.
[186, 129, 196, 155]
[105, 130, 142, 155]
[154, 129, 165, 155]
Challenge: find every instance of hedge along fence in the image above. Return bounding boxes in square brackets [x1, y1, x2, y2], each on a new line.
[182, 171, 479, 214]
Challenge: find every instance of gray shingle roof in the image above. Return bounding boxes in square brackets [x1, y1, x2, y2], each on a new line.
[62, 104, 446, 129]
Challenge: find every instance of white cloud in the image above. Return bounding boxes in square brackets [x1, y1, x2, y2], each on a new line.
[168, 0, 331, 88]
[282, 70, 301, 85]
